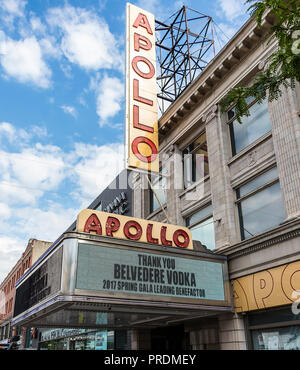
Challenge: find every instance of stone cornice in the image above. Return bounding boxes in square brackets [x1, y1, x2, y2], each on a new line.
[158, 11, 276, 137]
[215, 217, 300, 260]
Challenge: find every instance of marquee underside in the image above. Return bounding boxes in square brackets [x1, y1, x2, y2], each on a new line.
[12, 294, 232, 329]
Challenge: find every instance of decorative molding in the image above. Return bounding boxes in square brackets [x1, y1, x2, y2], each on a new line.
[164, 144, 176, 160]
[216, 218, 300, 260]
[180, 193, 212, 219]
[247, 150, 257, 166]
[204, 105, 218, 124]
[230, 152, 276, 190]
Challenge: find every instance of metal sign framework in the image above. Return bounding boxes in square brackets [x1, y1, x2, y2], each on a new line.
[155, 6, 215, 113]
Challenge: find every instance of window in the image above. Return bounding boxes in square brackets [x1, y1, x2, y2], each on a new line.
[149, 174, 166, 214]
[183, 131, 209, 189]
[236, 167, 285, 240]
[249, 307, 300, 350]
[186, 204, 215, 250]
[228, 98, 271, 155]
[252, 326, 300, 350]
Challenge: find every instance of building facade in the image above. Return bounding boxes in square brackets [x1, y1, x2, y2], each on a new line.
[132, 10, 300, 350]
[7, 10, 300, 351]
[0, 238, 52, 347]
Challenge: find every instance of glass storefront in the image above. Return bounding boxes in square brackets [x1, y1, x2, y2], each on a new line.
[39, 330, 114, 350]
[252, 326, 300, 350]
[247, 307, 300, 350]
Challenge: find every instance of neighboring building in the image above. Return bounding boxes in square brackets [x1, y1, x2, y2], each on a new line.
[0, 238, 52, 347]
[132, 9, 300, 349]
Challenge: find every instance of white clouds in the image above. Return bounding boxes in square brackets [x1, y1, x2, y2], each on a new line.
[0, 0, 26, 17]
[0, 203, 11, 219]
[0, 0, 27, 33]
[14, 205, 77, 242]
[39, 36, 61, 59]
[217, 0, 248, 20]
[0, 121, 48, 146]
[0, 122, 125, 280]
[30, 125, 49, 138]
[0, 146, 66, 206]
[10, 147, 66, 192]
[0, 3, 125, 93]
[96, 74, 124, 126]
[89, 73, 124, 127]
[0, 126, 67, 206]
[0, 123, 125, 207]
[0, 121, 30, 143]
[29, 14, 46, 35]
[61, 105, 77, 118]
[0, 36, 51, 88]
[0, 236, 26, 283]
[0, 2, 126, 130]
[72, 142, 124, 203]
[0, 122, 16, 141]
[47, 5, 122, 71]
[0, 180, 42, 205]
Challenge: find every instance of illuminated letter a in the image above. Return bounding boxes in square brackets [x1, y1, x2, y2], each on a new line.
[83, 214, 102, 235]
[133, 13, 153, 35]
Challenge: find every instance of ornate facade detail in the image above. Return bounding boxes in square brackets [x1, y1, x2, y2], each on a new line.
[204, 104, 218, 124]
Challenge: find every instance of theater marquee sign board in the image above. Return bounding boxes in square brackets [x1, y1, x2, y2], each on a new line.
[77, 209, 193, 250]
[125, 3, 159, 172]
[75, 210, 228, 305]
[76, 243, 226, 303]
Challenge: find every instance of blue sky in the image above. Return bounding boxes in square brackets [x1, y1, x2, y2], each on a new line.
[0, 0, 249, 282]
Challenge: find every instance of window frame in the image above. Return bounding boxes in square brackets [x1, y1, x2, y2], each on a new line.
[185, 203, 215, 250]
[149, 172, 167, 215]
[186, 203, 213, 229]
[182, 130, 209, 189]
[227, 97, 272, 157]
[235, 166, 284, 240]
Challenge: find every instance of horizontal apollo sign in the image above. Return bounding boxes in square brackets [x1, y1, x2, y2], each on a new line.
[125, 3, 159, 172]
[233, 260, 300, 313]
[76, 209, 193, 249]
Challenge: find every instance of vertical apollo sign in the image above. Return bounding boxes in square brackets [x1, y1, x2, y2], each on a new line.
[126, 3, 159, 173]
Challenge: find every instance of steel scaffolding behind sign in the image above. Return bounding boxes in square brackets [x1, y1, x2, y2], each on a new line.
[155, 6, 215, 114]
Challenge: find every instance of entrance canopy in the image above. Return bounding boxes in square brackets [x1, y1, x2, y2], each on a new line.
[12, 218, 232, 329]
